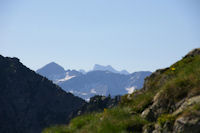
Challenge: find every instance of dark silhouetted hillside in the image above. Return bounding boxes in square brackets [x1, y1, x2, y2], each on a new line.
[0, 55, 86, 133]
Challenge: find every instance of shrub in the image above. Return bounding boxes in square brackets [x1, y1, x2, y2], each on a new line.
[157, 114, 175, 127]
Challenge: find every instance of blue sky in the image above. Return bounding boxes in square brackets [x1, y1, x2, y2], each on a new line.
[0, 0, 200, 72]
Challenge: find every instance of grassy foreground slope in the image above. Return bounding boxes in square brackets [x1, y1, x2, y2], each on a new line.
[43, 48, 200, 133]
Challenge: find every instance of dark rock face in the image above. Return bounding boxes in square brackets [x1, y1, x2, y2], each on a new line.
[0, 55, 86, 133]
[173, 116, 200, 133]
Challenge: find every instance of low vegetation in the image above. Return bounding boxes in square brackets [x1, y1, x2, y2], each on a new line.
[43, 49, 200, 133]
[43, 107, 148, 133]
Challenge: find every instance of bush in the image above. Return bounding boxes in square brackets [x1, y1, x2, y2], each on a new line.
[157, 114, 175, 127]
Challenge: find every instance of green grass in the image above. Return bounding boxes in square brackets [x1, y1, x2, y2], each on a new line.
[43, 107, 148, 133]
[43, 54, 200, 133]
[121, 91, 154, 113]
[157, 114, 176, 127]
[157, 55, 200, 103]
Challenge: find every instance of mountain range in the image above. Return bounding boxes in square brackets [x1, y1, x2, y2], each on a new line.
[36, 63, 151, 100]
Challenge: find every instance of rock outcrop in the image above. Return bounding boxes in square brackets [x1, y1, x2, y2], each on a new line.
[140, 48, 200, 133]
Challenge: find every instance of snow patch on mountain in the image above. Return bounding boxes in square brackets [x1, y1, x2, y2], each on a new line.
[57, 72, 76, 82]
[90, 89, 97, 94]
[125, 86, 136, 94]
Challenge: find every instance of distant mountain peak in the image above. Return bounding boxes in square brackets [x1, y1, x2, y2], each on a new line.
[49, 61, 57, 64]
[120, 70, 130, 75]
[36, 63, 83, 83]
[93, 64, 129, 75]
[36, 62, 66, 81]
[41, 62, 64, 70]
[93, 64, 117, 73]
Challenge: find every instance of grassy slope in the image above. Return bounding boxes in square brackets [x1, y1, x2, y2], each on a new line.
[43, 53, 200, 133]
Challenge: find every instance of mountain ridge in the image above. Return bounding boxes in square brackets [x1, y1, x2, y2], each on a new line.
[0, 55, 86, 133]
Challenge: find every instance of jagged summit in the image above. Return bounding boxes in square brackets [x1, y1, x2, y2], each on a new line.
[37, 62, 65, 74]
[93, 64, 130, 75]
[36, 62, 66, 81]
[93, 64, 117, 73]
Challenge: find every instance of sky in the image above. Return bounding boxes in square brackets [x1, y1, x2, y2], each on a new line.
[0, 0, 200, 73]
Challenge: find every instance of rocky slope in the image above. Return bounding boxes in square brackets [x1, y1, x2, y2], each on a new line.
[140, 48, 200, 133]
[43, 48, 200, 133]
[0, 55, 86, 133]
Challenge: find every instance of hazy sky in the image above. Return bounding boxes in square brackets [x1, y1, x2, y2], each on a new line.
[0, 0, 200, 72]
